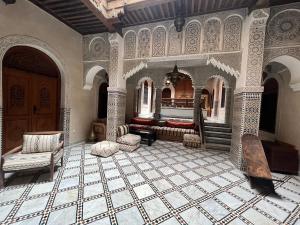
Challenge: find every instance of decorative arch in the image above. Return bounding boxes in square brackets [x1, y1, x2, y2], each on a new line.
[152, 26, 167, 57]
[137, 76, 154, 88]
[124, 30, 137, 59]
[205, 75, 230, 88]
[137, 28, 151, 58]
[168, 25, 182, 56]
[0, 35, 69, 108]
[223, 15, 242, 51]
[268, 55, 300, 91]
[203, 18, 222, 52]
[178, 69, 195, 87]
[88, 37, 109, 60]
[84, 65, 107, 90]
[0, 35, 70, 152]
[184, 20, 201, 55]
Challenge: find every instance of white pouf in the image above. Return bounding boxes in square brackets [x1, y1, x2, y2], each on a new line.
[91, 141, 119, 157]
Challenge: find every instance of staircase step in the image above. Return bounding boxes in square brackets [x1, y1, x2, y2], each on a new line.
[204, 122, 230, 128]
[206, 137, 231, 145]
[205, 131, 231, 139]
[205, 143, 231, 151]
[204, 126, 232, 133]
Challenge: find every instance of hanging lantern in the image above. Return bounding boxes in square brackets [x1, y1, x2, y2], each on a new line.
[174, 0, 185, 32]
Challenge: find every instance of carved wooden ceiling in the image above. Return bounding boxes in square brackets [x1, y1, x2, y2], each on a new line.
[27, 0, 299, 35]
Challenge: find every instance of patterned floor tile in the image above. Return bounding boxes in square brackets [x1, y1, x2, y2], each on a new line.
[142, 198, 169, 220]
[199, 199, 230, 220]
[116, 206, 144, 225]
[47, 205, 77, 225]
[134, 184, 155, 199]
[0, 141, 299, 225]
[164, 191, 189, 208]
[242, 208, 277, 225]
[83, 197, 107, 219]
[180, 207, 213, 225]
[111, 190, 134, 208]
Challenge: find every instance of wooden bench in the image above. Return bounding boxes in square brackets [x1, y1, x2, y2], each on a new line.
[242, 134, 275, 192]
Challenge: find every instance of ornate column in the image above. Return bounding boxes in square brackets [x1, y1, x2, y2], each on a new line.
[230, 9, 269, 169]
[134, 87, 139, 114]
[224, 87, 232, 124]
[154, 87, 162, 120]
[193, 86, 203, 125]
[106, 33, 126, 141]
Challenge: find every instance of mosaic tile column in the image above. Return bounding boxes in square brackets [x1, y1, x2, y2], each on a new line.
[193, 86, 203, 125]
[230, 9, 269, 169]
[154, 88, 162, 120]
[106, 88, 126, 141]
[60, 108, 71, 146]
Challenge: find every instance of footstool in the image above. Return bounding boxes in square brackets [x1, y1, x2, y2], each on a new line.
[91, 141, 119, 157]
[183, 134, 201, 148]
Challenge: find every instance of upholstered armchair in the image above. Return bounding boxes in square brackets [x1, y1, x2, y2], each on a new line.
[116, 125, 141, 152]
[0, 131, 64, 188]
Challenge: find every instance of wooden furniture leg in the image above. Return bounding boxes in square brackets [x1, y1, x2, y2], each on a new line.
[50, 154, 54, 182]
[0, 158, 4, 189]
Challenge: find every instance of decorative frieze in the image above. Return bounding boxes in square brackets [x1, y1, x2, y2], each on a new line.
[223, 16, 242, 51]
[184, 21, 201, 55]
[124, 31, 137, 59]
[203, 19, 221, 53]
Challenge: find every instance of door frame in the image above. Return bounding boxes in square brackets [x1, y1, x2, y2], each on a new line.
[0, 35, 70, 157]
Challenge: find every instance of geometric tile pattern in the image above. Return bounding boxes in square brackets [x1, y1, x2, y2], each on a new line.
[0, 141, 299, 225]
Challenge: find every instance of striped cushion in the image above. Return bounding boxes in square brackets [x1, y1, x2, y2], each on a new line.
[117, 125, 129, 137]
[22, 134, 61, 154]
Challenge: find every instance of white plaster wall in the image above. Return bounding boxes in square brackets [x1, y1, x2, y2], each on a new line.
[0, 0, 95, 144]
[275, 71, 300, 151]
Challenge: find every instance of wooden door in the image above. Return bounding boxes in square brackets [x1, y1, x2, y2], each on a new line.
[3, 67, 59, 154]
[3, 68, 31, 153]
[31, 74, 58, 132]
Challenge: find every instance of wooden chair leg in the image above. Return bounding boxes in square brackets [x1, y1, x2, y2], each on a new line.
[0, 158, 4, 189]
[50, 155, 54, 182]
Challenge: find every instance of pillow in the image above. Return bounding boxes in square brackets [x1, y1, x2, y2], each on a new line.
[117, 125, 129, 137]
[22, 133, 61, 154]
[166, 120, 195, 129]
[131, 117, 155, 126]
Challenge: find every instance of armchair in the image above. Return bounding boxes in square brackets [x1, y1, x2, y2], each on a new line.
[0, 131, 64, 188]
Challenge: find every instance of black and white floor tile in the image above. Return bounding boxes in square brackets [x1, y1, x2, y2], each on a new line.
[0, 140, 299, 225]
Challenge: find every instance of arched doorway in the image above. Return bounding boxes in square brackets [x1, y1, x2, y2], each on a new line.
[201, 89, 211, 117]
[2, 46, 61, 154]
[98, 82, 108, 119]
[260, 78, 279, 133]
[137, 78, 155, 118]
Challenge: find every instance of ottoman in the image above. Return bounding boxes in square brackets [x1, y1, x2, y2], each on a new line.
[117, 134, 141, 152]
[91, 141, 119, 157]
[183, 134, 201, 148]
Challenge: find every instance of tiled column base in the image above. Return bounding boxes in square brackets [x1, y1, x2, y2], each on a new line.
[106, 88, 126, 142]
[230, 92, 262, 170]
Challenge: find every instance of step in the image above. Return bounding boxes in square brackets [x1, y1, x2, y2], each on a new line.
[206, 137, 231, 145]
[205, 143, 231, 151]
[204, 122, 230, 128]
[205, 131, 232, 139]
[204, 126, 232, 133]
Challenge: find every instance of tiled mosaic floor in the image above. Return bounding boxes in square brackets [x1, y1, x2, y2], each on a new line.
[0, 140, 299, 225]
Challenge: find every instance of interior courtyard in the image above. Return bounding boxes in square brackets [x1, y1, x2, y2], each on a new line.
[0, 0, 299, 224]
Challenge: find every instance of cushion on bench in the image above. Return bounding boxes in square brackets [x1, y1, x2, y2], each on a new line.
[22, 134, 61, 154]
[3, 150, 63, 171]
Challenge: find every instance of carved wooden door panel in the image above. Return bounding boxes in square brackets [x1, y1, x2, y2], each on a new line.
[31, 74, 58, 132]
[3, 68, 59, 154]
[3, 68, 31, 154]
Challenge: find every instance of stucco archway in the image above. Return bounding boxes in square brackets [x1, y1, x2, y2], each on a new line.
[0, 35, 70, 153]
